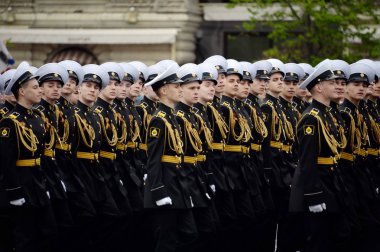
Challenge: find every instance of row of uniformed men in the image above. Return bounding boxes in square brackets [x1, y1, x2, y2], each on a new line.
[0, 56, 379, 252]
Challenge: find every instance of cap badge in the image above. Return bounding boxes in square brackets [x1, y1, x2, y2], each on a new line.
[93, 74, 97, 79]
[360, 73, 364, 77]
[337, 70, 341, 75]
[69, 70, 73, 74]
[54, 73, 59, 77]
[111, 72, 115, 76]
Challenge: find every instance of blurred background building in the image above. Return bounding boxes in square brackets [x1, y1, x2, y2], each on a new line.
[0, 0, 269, 66]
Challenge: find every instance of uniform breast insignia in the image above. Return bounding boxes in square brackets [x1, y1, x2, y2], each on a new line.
[94, 106, 103, 113]
[35, 105, 45, 112]
[342, 107, 351, 114]
[0, 127, 10, 137]
[262, 113, 268, 122]
[176, 110, 185, 118]
[266, 100, 273, 106]
[74, 107, 80, 113]
[192, 107, 199, 114]
[157, 111, 166, 118]
[310, 108, 319, 116]
[140, 102, 148, 109]
[149, 127, 160, 138]
[0, 107, 9, 115]
[222, 101, 230, 107]
[8, 112, 20, 119]
[304, 125, 315, 135]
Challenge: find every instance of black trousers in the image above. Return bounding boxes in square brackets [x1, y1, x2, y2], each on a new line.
[149, 208, 198, 252]
[10, 204, 57, 252]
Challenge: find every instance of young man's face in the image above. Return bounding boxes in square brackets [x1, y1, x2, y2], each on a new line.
[41, 80, 62, 102]
[236, 79, 250, 100]
[334, 79, 347, 100]
[101, 80, 119, 102]
[166, 83, 182, 104]
[346, 81, 367, 102]
[20, 78, 43, 105]
[127, 78, 143, 100]
[181, 81, 200, 106]
[62, 77, 77, 96]
[143, 85, 160, 102]
[295, 82, 308, 98]
[373, 81, 380, 98]
[215, 73, 226, 95]
[281, 80, 297, 100]
[199, 80, 215, 103]
[251, 78, 267, 96]
[78, 81, 100, 104]
[223, 74, 240, 98]
[69, 87, 79, 105]
[4, 94, 17, 105]
[319, 79, 338, 101]
[268, 73, 284, 95]
[117, 80, 131, 100]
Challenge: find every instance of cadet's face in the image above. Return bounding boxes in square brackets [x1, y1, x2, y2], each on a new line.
[118, 80, 131, 99]
[181, 82, 200, 106]
[199, 80, 215, 103]
[143, 85, 160, 102]
[268, 73, 283, 94]
[5, 94, 17, 105]
[21, 78, 42, 104]
[0, 93, 4, 103]
[346, 81, 367, 102]
[215, 73, 226, 94]
[295, 82, 308, 98]
[41, 80, 62, 102]
[79, 81, 100, 103]
[224, 74, 240, 97]
[128, 79, 143, 99]
[62, 77, 77, 95]
[101, 80, 119, 101]
[373, 81, 380, 98]
[366, 83, 374, 97]
[166, 83, 182, 103]
[335, 79, 347, 100]
[282, 80, 298, 99]
[69, 87, 79, 105]
[319, 79, 338, 101]
[237, 79, 250, 100]
[251, 78, 267, 96]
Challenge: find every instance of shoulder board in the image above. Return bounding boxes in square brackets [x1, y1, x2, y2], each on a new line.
[74, 107, 80, 112]
[343, 107, 351, 114]
[35, 105, 45, 112]
[265, 100, 273, 106]
[222, 101, 230, 107]
[157, 111, 166, 118]
[139, 102, 148, 109]
[94, 106, 103, 113]
[176, 110, 185, 117]
[8, 112, 20, 119]
[309, 108, 319, 116]
[0, 107, 9, 115]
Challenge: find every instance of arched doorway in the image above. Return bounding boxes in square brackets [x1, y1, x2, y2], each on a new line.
[47, 46, 99, 65]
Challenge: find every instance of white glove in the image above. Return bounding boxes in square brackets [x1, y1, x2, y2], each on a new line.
[205, 193, 211, 200]
[309, 203, 326, 213]
[210, 185, 216, 193]
[10, 198, 25, 206]
[61, 180, 66, 192]
[156, 197, 172, 206]
[143, 174, 148, 182]
[119, 180, 124, 186]
[46, 191, 50, 199]
[376, 188, 379, 194]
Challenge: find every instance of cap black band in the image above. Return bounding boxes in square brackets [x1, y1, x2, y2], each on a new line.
[68, 70, 79, 84]
[147, 73, 158, 82]
[226, 68, 243, 80]
[284, 72, 300, 82]
[39, 73, 64, 86]
[242, 71, 253, 82]
[333, 70, 347, 80]
[83, 73, 102, 87]
[307, 70, 335, 91]
[152, 73, 182, 91]
[108, 72, 120, 82]
[181, 73, 200, 84]
[201, 72, 217, 84]
[270, 67, 284, 76]
[348, 73, 369, 85]
[215, 65, 226, 74]
[122, 73, 134, 83]
[11, 71, 35, 94]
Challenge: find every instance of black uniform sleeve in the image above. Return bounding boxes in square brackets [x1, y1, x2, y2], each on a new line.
[260, 104, 273, 169]
[146, 117, 168, 202]
[297, 115, 324, 206]
[0, 118, 24, 201]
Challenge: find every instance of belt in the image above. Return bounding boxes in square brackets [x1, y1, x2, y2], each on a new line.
[127, 141, 137, 149]
[340, 152, 354, 161]
[76, 151, 99, 160]
[241, 146, 250, 154]
[139, 143, 147, 151]
[211, 142, 224, 151]
[55, 142, 70, 152]
[367, 148, 380, 157]
[43, 149, 55, 158]
[196, 154, 206, 162]
[281, 144, 292, 153]
[99, 150, 117, 160]
[270, 141, 283, 149]
[356, 149, 367, 157]
[116, 142, 128, 151]
[224, 144, 243, 153]
[183, 156, 198, 164]
[16, 158, 41, 167]
[317, 156, 337, 165]
[161, 155, 181, 164]
[250, 143, 262, 151]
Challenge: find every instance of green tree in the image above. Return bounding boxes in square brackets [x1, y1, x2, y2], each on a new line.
[229, 0, 380, 64]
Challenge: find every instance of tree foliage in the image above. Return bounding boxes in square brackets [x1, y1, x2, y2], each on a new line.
[229, 0, 380, 64]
